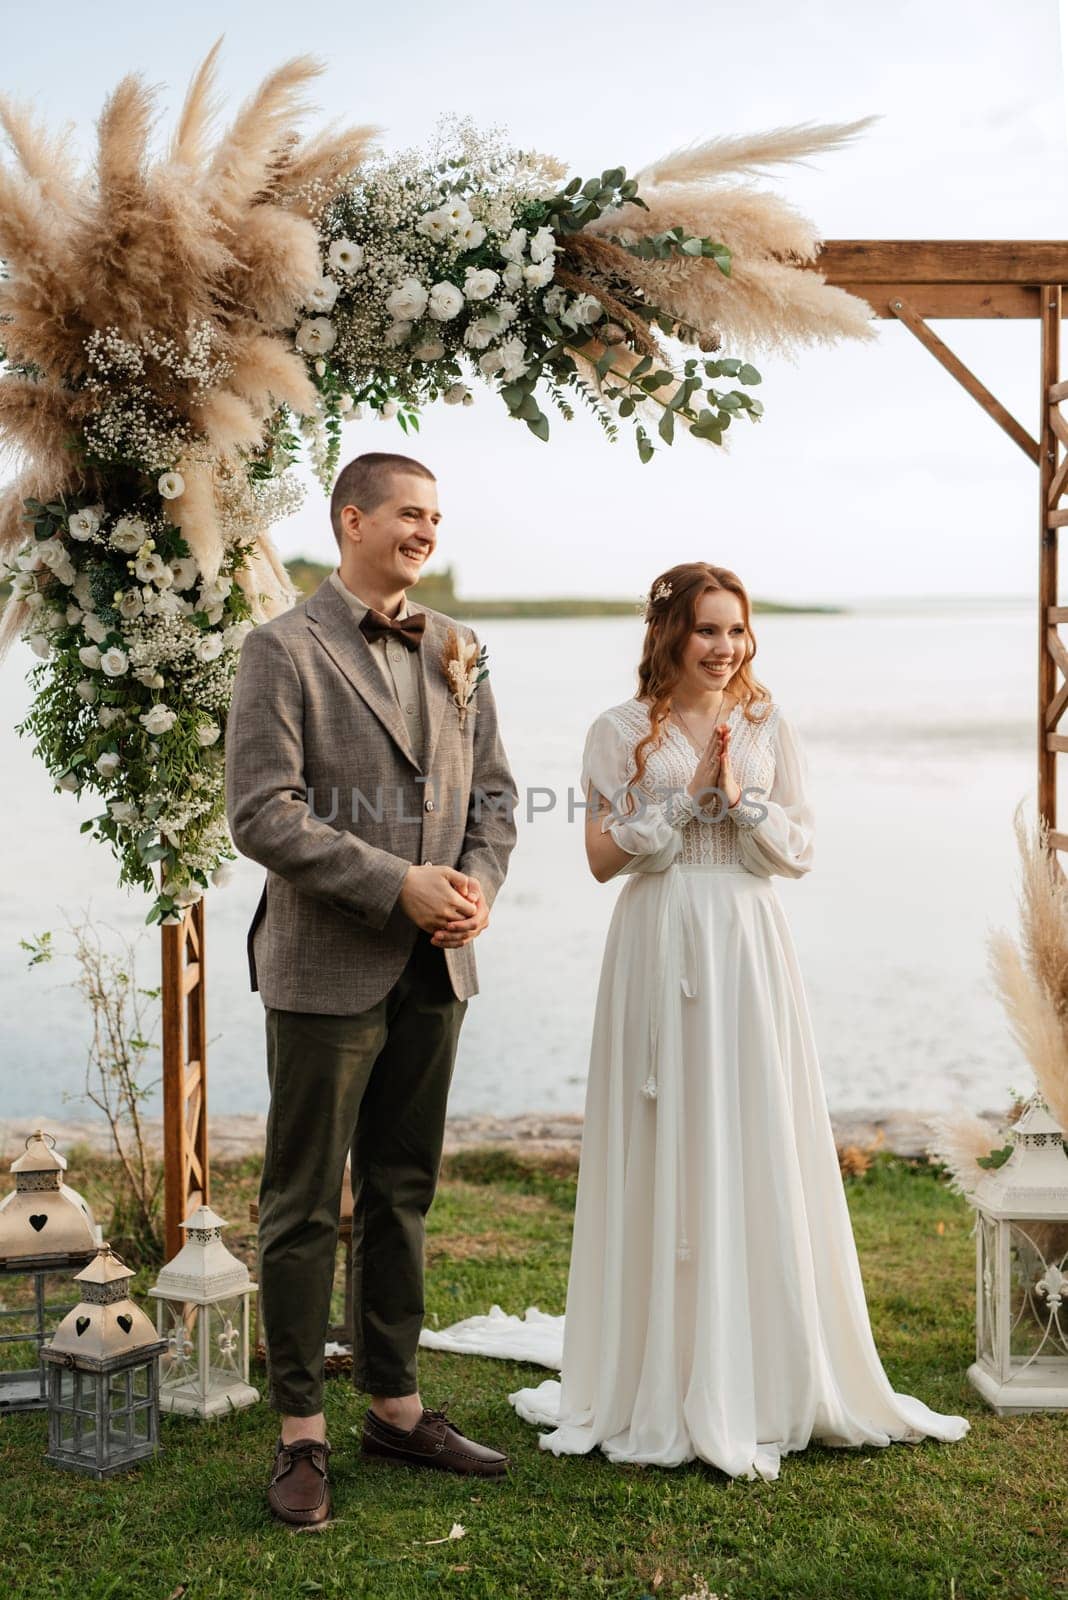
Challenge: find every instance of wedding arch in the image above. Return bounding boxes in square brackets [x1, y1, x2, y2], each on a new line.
[1, 47, 1059, 1253]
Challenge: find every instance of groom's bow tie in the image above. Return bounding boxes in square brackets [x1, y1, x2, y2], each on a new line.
[358, 608, 427, 651]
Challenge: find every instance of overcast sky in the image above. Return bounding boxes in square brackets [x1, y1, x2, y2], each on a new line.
[5, 0, 1066, 602]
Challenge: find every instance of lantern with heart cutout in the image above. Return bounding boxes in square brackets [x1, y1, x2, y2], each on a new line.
[0, 1130, 98, 1412]
[39, 1245, 166, 1477]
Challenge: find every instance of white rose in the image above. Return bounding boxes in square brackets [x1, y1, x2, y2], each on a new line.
[72, 573, 95, 609]
[117, 589, 144, 620]
[462, 391, 474, 406]
[108, 799, 139, 824]
[414, 210, 451, 243]
[223, 620, 254, 650]
[169, 556, 198, 590]
[306, 275, 339, 312]
[443, 198, 473, 228]
[52, 555, 76, 586]
[328, 238, 363, 273]
[66, 604, 84, 625]
[497, 300, 519, 326]
[543, 286, 566, 317]
[28, 633, 51, 659]
[457, 220, 487, 250]
[314, 359, 326, 376]
[82, 612, 109, 644]
[134, 552, 171, 586]
[529, 226, 558, 264]
[98, 706, 123, 728]
[16, 548, 42, 571]
[379, 401, 398, 420]
[195, 632, 224, 663]
[57, 771, 81, 793]
[570, 292, 605, 326]
[78, 644, 102, 671]
[76, 678, 98, 704]
[498, 336, 529, 381]
[502, 261, 524, 293]
[443, 383, 469, 406]
[463, 316, 498, 350]
[500, 228, 528, 264]
[411, 337, 446, 361]
[95, 751, 121, 778]
[463, 267, 500, 302]
[140, 703, 177, 735]
[478, 349, 505, 378]
[428, 281, 464, 322]
[383, 320, 413, 348]
[294, 318, 337, 356]
[68, 507, 101, 541]
[133, 667, 164, 688]
[175, 885, 204, 908]
[196, 721, 221, 747]
[10, 572, 36, 600]
[110, 517, 147, 554]
[158, 471, 185, 500]
[338, 392, 355, 413]
[523, 259, 555, 289]
[24, 592, 43, 611]
[385, 277, 429, 322]
[100, 647, 129, 677]
[211, 862, 235, 888]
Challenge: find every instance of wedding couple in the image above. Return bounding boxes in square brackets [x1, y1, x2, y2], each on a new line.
[226, 451, 969, 1528]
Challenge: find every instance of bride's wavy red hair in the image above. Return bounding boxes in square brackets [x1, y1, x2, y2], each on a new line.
[631, 562, 772, 795]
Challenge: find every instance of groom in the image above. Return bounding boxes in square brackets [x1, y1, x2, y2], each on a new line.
[226, 451, 518, 1527]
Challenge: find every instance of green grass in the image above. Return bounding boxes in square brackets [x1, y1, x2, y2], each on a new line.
[0, 1150, 1064, 1600]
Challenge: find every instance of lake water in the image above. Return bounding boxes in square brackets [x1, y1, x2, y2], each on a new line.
[0, 599, 1043, 1129]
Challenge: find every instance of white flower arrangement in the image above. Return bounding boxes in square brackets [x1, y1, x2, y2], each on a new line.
[14, 492, 255, 923]
[298, 116, 765, 488]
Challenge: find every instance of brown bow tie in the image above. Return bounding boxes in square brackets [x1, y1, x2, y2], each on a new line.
[358, 608, 427, 651]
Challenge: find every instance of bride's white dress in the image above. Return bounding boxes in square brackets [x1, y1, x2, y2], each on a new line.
[421, 697, 970, 1480]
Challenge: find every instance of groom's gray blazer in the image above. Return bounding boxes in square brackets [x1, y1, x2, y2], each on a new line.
[225, 578, 518, 1013]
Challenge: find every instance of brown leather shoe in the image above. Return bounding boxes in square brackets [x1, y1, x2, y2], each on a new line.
[361, 1403, 509, 1478]
[267, 1436, 333, 1527]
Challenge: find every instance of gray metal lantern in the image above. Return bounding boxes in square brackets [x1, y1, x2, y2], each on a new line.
[149, 1206, 259, 1418]
[968, 1096, 1068, 1413]
[39, 1246, 166, 1477]
[0, 1130, 98, 1413]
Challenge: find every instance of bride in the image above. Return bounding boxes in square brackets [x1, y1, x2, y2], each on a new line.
[427, 562, 971, 1481]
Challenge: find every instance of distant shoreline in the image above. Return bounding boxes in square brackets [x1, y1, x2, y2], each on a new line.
[284, 558, 846, 618]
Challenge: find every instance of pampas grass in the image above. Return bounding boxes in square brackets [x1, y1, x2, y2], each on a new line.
[588, 119, 878, 356]
[924, 1110, 1006, 1198]
[985, 802, 1068, 1134]
[0, 42, 377, 610]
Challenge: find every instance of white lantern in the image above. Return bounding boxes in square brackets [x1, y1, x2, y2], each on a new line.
[40, 1246, 166, 1477]
[149, 1206, 258, 1418]
[968, 1096, 1068, 1412]
[0, 1130, 98, 1412]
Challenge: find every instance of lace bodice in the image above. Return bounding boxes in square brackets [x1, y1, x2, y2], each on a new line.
[581, 695, 814, 878]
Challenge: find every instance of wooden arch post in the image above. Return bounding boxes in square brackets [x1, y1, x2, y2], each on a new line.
[161, 899, 209, 1258]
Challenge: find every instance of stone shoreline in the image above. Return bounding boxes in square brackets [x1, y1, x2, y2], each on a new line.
[0, 1107, 1001, 1165]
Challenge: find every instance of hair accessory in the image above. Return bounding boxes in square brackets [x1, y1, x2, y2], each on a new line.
[652, 580, 673, 601]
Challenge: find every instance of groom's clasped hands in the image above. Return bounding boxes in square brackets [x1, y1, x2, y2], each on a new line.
[399, 862, 489, 948]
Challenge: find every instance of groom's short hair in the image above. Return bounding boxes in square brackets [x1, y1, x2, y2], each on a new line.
[330, 453, 437, 544]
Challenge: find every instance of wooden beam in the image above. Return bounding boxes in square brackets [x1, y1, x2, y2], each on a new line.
[1049, 831, 1068, 853]
[817, 241, 1068, 284]
[829, 283, 1039, 320]
[1046, 734, 1068, 752]
[888, 297, 1040, 462]
[1040, 288, 1062, 826]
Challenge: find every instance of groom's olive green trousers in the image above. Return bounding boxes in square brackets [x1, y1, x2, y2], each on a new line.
[257, 932, 467, 1416]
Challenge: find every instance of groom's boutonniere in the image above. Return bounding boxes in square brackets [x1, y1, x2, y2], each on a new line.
[441, 627, 489, 731]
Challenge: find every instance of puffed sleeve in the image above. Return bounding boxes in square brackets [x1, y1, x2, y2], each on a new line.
[581, 711, 697, 867]
[728, 707, 814, 879]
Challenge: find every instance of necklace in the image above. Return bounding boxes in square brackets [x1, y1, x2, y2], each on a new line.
[671, 693, 731, 754]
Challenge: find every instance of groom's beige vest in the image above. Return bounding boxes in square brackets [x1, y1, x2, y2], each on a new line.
[225, 578, 517, 1012]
